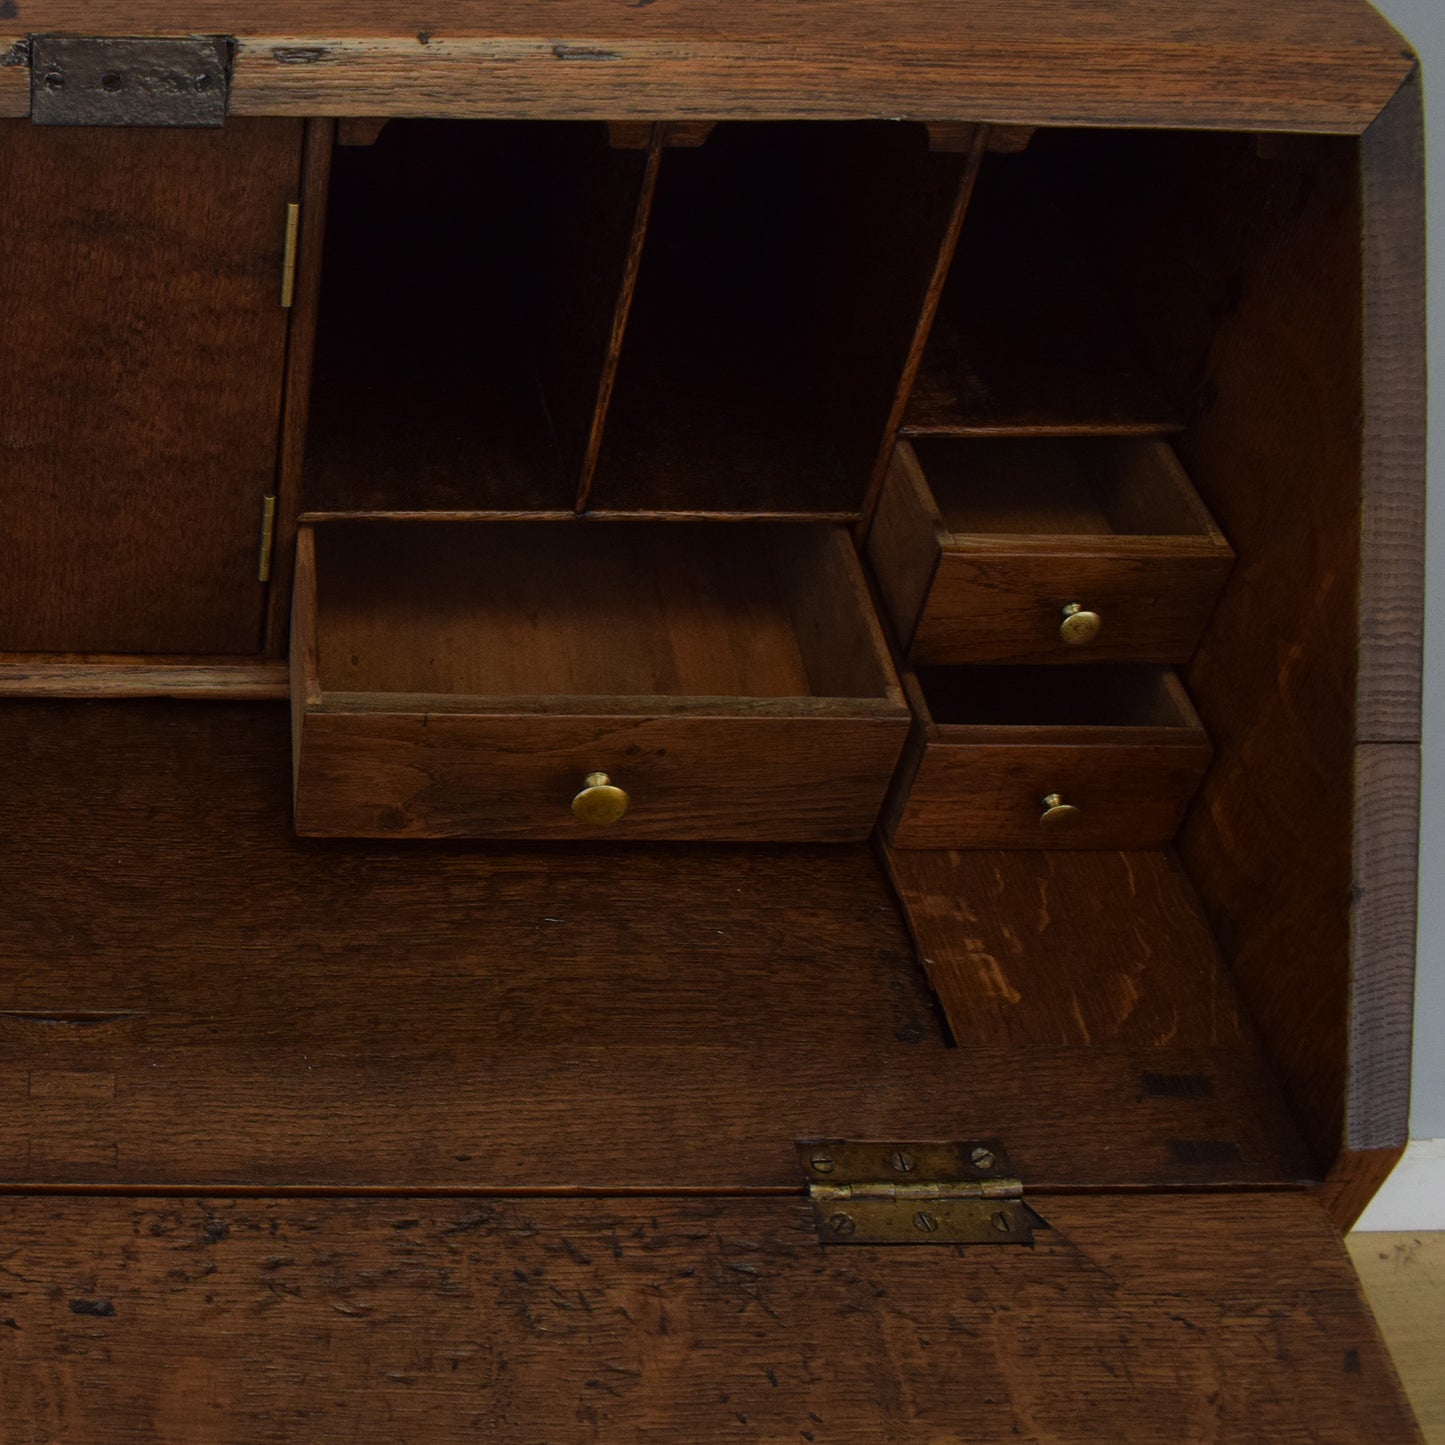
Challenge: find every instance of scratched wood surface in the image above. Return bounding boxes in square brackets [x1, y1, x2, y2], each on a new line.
[0, 1193, 1419, 1443]
[0, 701, 1311, 1190]
[884, 849, 1246, 1051]
[0, 1, 1415, 132]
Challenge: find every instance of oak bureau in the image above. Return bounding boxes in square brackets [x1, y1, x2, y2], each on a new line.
[0, 2, 1428, 1438]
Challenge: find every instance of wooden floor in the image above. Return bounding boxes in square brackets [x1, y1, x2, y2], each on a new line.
[1349, 1233, 1445, 1442]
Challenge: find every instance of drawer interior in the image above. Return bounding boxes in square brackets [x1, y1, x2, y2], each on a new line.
[912, 436, 1220, 539]
[309, 521, 900, 706]
[915, 664, 1201, 732]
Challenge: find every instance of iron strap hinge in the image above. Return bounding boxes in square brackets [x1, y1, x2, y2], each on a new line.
[797, 1139, 1045, 1246]
[29, 36, 233, 127]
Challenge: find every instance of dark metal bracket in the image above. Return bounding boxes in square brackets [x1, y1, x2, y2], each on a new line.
[30, 36, 232, 127]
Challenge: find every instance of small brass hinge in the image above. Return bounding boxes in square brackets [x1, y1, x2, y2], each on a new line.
[256, 494, 278, 582]
[280, 202, 301, 309]
[797, 1139, 1044, 1246]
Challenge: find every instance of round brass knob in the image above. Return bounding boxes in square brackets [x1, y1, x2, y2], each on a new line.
[571, 771, 629, 826]
[1059, 602, 1102, 646]
[1040, 792, 1081, 831]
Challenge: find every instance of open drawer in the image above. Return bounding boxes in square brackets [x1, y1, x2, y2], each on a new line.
[868, 437, 1235, 665]
[884, 664, 1212, 848]
[290, 521, 910, 839]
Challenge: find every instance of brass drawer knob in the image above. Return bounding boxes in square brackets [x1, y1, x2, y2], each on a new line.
[1040, 792, 1081, 830]
[572, 771, 629, 826]
[1059, 602, 1102, 646]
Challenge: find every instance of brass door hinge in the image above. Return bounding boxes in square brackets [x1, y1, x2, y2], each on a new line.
[280, 202, 301, 308]
[256, 494, 277, 582]
[29, 36, 232, 127]
[797, 1139, 1044, 1245]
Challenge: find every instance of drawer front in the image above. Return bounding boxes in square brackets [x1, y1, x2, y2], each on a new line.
[887, 738, 1211, 849]
[911, 550, 1233, 665]
[295, 710, 908, 841]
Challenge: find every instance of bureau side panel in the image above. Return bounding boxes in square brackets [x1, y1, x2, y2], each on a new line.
[1162, 100, 1424, 1178]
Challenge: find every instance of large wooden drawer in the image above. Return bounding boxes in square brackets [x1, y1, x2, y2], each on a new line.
[291, 521, 910, 839]
[868, 437, 1235, 665]
[885, 664, 1212, 848]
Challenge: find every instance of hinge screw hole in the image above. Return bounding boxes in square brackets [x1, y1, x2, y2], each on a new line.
[970, 1146, 996, 1171]
[991, 1211, 1012, 1234]
[43, 69, 65, 91]
[890, 1150, 915, 1173]
[100, 71, 123, 93]
[913, 1211, 939, 1233]
[826, 1212, 855, 1238]
[809, 1153, 835, 1175]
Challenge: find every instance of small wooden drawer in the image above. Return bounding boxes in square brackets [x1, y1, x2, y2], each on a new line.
[868, 437, 1234, 664]
[291, 521, 910, 840]
[884, 665, 1211, 849]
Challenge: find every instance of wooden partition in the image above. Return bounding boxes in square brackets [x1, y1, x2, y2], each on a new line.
[299, 120, 654, 519]
[588, 122, 970, 518]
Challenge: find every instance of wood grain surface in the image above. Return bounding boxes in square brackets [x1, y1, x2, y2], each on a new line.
[886, 668, 1211, 850]
[1324, 1146, 1408, 1233]
[0, 2, 1415, 131]
[1357, 70, 1427, 742]
[884, 848, 1246, 1051]
[0, 659, 288, 699]
[1347, 743, 1422, 1151]
[1144, 129, 1421, 1169]
[0, 1193, 1419, 1443]
[889, 734, 1212, 850]
[913, 546, 1236, 667]
[292, 520, 908, 838]
[873, 436, 1237, 665]
[295, 709, 910, 840]
[0, 120, 302, 655]
[0, 701, 1311, 1190]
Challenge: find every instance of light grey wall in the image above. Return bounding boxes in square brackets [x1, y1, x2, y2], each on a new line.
[1371, 0, 1443, 1139]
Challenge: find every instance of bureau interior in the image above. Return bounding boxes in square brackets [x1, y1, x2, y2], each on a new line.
[309, 520, 897, 703]
[1, 119, 1370, 1197]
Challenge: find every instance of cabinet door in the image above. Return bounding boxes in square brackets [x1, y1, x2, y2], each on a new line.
[0, 120, 303, 655]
